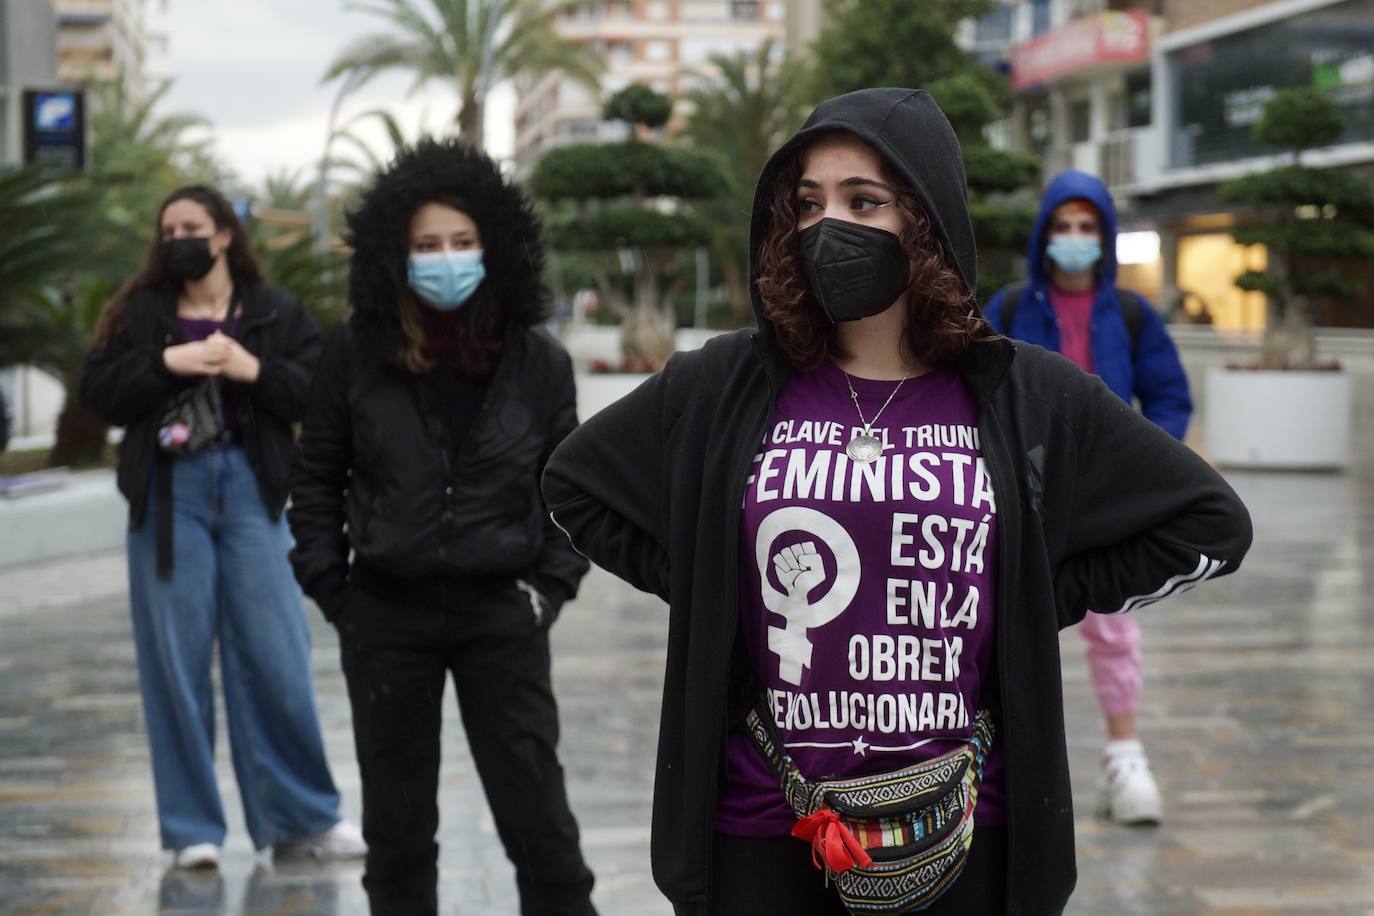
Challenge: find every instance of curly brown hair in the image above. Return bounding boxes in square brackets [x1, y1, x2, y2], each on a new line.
[755, 144, 987, 372]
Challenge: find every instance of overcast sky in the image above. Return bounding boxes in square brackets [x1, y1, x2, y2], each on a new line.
[150, 0, 516, 193]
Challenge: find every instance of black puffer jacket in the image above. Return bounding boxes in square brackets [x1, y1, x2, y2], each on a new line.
[80, 282, 322, 574]
[288, 139, 588, 621]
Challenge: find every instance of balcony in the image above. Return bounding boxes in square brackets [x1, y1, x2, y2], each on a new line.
[1046, 125, 1162, 191]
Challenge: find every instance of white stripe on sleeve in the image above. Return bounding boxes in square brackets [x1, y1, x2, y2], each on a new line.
[1107, 555, 1225, 615]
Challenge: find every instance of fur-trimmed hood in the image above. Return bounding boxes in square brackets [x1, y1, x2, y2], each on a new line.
[345, 137, 549, 352]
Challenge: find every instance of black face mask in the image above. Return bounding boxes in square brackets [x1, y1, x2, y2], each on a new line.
[798, 218, 910, 323]
[163, 237, 217, 282]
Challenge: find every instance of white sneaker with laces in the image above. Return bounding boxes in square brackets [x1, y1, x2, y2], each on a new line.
[1098, 739, 1163, 825]
[274, 819, 368, 861]
[173, 843, 220, 869]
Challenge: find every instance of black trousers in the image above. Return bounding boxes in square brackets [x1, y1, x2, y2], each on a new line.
[708, 827, 1007, 916]
[337, 582, 596, 916]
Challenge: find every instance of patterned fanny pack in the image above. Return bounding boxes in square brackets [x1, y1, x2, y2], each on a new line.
[745, 697, 994, 914]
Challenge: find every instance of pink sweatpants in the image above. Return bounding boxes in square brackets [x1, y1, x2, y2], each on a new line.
[1078, 611, 1141, 718]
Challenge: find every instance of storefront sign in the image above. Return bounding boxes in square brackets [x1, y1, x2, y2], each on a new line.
[1010, 11, 1150, 90]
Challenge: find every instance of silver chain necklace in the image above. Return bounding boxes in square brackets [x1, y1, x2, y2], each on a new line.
[842, 369, 909, 463]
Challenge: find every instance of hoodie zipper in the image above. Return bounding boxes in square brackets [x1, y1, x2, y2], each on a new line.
[977, 368, 1019, 903]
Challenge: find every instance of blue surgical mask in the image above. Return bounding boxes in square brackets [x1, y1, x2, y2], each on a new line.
[407, 249, 486, 311]
[1046, 235, 1102, 274]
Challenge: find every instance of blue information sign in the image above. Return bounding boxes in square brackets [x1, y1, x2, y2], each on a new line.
[23, 89, 87, 169]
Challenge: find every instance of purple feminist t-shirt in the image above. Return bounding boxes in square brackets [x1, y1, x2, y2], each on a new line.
[715, 361, 1005, 836]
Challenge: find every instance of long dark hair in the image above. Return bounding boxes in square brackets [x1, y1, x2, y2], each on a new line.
[93, 185, 264, 345]
[395, 195, 505, 378]
[755, 143, 986, 371]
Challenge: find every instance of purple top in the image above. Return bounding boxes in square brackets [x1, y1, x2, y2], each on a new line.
[715, 361, 1005, 836]
[178, 316, 240, 439]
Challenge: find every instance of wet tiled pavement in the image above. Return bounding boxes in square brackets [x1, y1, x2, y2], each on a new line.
[2, 465, 1373, 914]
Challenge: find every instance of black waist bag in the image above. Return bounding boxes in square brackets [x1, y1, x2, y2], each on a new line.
[746, 697, 994, 913]
[157, 377, 228, 455]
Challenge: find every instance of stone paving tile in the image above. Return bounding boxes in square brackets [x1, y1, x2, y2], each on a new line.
[2, 466, 1374, 914]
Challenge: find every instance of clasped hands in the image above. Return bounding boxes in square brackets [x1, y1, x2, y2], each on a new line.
[163, 331, 260, 383]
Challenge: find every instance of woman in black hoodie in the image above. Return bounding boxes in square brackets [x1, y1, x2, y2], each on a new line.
[542, 90, 1252, 915]
[289, 139, 595, 916]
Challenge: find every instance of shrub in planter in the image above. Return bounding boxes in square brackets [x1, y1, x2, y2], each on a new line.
[1217, 88, 1374, 370]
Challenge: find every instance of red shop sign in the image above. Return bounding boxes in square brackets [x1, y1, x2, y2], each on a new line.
[1009, 10, 1150, 90]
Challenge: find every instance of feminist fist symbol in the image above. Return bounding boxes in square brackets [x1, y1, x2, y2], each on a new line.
[756, 508, 861, 686]
[774, 542, 826, 600]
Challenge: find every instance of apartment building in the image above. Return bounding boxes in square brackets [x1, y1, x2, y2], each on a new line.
[513, 0, 787, 171]
[54, 0, 153, 101]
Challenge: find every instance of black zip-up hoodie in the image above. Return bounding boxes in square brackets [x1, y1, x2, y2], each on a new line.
[542, 89, 1252, 914]
[288, 138, 589, 621]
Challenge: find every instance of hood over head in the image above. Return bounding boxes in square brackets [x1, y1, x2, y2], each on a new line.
[748, 88, 978, 334]
[345, 137, 549, 349]
[1028, 169, 1118, 286]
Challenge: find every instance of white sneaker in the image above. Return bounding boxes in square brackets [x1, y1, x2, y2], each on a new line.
[1098, 740, 1163, 825]
[273, 819, 368, 861]
[173, 843, 220, 869]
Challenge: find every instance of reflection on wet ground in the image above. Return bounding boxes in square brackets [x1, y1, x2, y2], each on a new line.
[1, 467, 1372, 914]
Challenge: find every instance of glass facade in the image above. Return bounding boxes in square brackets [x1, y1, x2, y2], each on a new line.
[1170, 0, 1374, 167]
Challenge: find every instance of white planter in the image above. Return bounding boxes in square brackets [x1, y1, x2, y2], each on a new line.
[1204, 368, 1351, 470]
[574, 372, 652, 420]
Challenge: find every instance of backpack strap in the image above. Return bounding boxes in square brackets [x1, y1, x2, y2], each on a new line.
[994, 283, 1027, 333]
[1115, 287, 1145, 355]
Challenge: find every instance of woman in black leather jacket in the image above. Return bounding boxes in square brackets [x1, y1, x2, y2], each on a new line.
[289, 138, 595, 916]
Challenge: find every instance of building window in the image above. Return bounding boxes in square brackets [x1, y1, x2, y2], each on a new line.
[680, 1, 726, 22]
[681, 36, 756, 62]
[975, 5, 1013, 44]
[1171, 0, 1374, 167]
[1125, 70, 1151, 129]
[564, 3, 600, 22]
[730, 1, 759, 22]
[1032, 0, 1052, 35]
[645, 1, 670, 19]
[602, 39, 633, 65]
[1029, 104, 1052, 156]
[645, 40, 673, 62]
[1069, 98, 1091, 143]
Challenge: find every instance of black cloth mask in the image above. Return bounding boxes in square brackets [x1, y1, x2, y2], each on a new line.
[164, 237, 217, 282]
[798, 218, 910, 323]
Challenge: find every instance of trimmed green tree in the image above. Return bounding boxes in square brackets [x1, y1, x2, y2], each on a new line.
[529, 86, 731, 367]
[1218, 88, 1374, 369]
[682, 40, 809, 326]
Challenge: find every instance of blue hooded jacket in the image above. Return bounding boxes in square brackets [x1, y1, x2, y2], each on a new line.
[983, 170, 1192, 440]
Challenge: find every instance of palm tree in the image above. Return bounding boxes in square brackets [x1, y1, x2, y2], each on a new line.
[0, 75, 214, 467]
[680, 40, 808, 324]
[323, 0, 602, 150]
[84, 76, 220, 266]
[252, 168, 351, 331]
[0, 166, 99, 316]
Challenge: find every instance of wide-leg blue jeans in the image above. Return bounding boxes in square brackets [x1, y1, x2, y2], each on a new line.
[127, 446, 342, 850]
